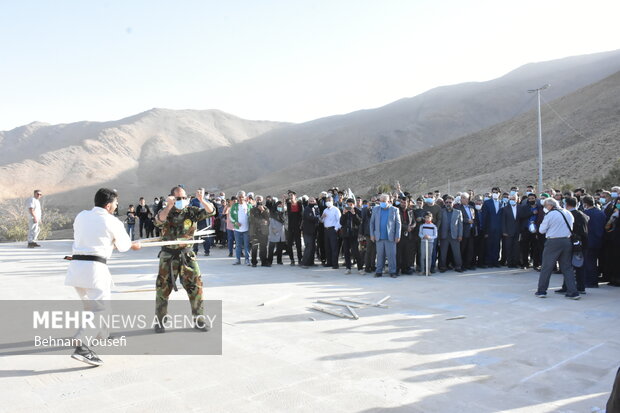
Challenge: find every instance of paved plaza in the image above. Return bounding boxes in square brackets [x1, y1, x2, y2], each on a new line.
[0, 240, 618, 412]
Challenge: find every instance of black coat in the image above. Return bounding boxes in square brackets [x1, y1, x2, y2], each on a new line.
[286, 200, 303, 231]
[340, 208, 362, 238]
[302, 205, 320, 236]
[570, 209, 589, 249]
[360, 206, 373, 236]
[457, 204, 476, 238]
[501, 204, 523, 237]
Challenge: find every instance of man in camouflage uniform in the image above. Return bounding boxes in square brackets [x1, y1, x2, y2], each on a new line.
[154, 186, 215, 333]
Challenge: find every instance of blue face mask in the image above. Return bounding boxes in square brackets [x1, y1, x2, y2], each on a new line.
[510, 191, 516, 196]
[277, 207, 283, 212]
[600, 198, 607, 204]
[424, 198, 433, 204]
[175, 199, 189, 209]
[394, 201, 401, 206]
[484, 197, 490, 202]
[362, 204, 368, 209]
[380, 202, 388, 208]
[509, 200, 517, 206]
[611, 192, 619, 199]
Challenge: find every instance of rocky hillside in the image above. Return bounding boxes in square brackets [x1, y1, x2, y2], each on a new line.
[270, 70, 620, 197]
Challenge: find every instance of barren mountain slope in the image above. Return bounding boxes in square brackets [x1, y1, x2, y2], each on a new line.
[0, 109, 286, 200]
[256, 70, 620, 197]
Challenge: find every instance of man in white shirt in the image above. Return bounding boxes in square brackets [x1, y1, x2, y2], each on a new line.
[26, 189, 43, 248]
[320, 196, 342, 269]
[230, 191, 252, 265]
[65, 188, 141, 366]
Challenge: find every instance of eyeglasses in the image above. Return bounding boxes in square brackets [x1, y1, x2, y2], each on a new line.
[176, 197, 187, 201]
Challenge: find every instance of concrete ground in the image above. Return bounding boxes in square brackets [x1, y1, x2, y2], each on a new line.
[0, 240, 618, 413]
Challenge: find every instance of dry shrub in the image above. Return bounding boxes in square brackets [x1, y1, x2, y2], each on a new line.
[0, 199, 72, 242]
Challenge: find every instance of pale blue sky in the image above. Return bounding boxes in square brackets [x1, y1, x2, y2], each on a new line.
[1, 0, 619, 130]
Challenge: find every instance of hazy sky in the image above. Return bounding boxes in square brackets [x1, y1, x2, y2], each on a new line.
[1, 0, 619, 130]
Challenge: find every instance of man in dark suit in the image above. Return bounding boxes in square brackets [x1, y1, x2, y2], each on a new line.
[582, 195, 606, 287]
[501, 194, 522, 268]
[457, 193, 476, 270]
[482, 187, 503, 267]
[360, 198, 376, 273]
[601, 188, 619, 283]
[473, 196, 486, 268]
[519, 193, 538, 269]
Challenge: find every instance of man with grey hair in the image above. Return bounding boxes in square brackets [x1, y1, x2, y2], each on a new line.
[230, 191, 252, 265]
[535, 198, 580, 299]
[370, 194, 401, 277]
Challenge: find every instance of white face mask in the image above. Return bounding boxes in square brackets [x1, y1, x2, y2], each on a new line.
[325, 201, 333, 208]
[543, 207, 550, 214]
[475, 204, 482, 210]
[492, 193, 500, 200]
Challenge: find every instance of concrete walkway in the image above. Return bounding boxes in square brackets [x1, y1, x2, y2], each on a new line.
[0, 240, 617, 412]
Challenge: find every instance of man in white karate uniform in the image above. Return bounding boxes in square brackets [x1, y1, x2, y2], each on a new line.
[65, 188, 141, 366]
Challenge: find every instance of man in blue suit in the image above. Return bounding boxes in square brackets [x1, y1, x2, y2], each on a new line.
[482, 187, 503, 267]
[370, 194, 401, 278]
[582, 195, 606, 287]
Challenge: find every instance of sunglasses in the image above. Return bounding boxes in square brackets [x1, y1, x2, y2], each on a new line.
[176, 197, 187, 201]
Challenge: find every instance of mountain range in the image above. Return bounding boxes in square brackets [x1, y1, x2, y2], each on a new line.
[2, 49, 620, 208]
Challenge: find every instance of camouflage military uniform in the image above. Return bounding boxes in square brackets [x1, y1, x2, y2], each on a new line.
[155, 206, 215, 322]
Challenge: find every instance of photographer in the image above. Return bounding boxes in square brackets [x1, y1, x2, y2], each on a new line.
[339, 198, 362, 274]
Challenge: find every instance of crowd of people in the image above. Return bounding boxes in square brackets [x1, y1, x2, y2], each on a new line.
[121, 184, 620, 295]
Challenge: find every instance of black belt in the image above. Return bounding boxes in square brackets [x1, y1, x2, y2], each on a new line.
[64, 255, 107, 264]
[158, 247, 193, 292]
[325, 226, 335, 229]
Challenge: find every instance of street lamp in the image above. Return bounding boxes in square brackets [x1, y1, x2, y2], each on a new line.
[527, 84, 550, 194]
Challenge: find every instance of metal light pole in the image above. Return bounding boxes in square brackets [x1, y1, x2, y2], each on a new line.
[527, 84, 550, 193]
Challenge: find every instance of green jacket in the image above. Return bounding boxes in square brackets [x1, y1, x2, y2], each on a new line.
[229, 202, 253, 230]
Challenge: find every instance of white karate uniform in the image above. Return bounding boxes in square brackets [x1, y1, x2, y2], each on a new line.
[65, 207, 132, 343]
[65, 207, 132, 292]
